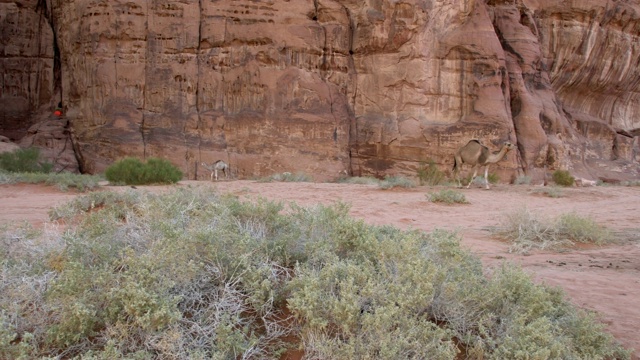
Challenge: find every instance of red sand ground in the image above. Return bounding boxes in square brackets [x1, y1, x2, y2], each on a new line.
[1, 181, 639, 358]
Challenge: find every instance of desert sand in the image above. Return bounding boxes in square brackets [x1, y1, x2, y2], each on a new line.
[1, 181, 639, 358]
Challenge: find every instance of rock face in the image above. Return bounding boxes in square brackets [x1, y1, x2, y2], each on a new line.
[2, 0, 640, 182]
[0, 0, 57, 140]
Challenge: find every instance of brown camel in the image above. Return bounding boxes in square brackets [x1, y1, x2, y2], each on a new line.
[201, 160, 229, 181]
[452, 139, 514, 189]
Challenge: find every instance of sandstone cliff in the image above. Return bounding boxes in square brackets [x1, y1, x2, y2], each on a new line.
[1, 0, 639, 182]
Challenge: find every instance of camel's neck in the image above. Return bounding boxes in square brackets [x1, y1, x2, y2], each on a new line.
[487, 145, 511, 163]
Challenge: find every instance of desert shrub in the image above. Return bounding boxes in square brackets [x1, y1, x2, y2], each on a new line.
[467, 174, 499, 186]
[557, 213, 615, 245]
[531, 187, 564, 198]
[621, 180, 640, 186]
[514, 175, 532, 185]
[493, 208, 615, 254]
[378, 176, 416, 189]
[0, 187, 630, 359]
[417, 160, 446, 186]
[427, 189, 469, 204]
[105, 157, 182, 185]
[337, 176, 380, 185]
[0, 171, 102, 192]
[0, 147, 52, 173]
[552, 170, 575, 187]
[258, 172, 313, 183]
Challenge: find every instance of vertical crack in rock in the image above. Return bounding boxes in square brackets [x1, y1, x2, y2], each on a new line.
[140, 1, 149, 158]
[342, 4, 357, 175]
[194, 0, 204, 180]
[312, 0, 319, 21]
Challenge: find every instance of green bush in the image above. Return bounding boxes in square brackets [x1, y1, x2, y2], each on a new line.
[427, 189, 469, 204]
[0, 187, 630, 359]
[105, 157, 182, 185]
[0, 147, 52, 173]
[552, 170, 575, 187]
[417, 160, 446, 186]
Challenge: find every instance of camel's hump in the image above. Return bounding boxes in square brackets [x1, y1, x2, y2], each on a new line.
[467, 139, 483, 145]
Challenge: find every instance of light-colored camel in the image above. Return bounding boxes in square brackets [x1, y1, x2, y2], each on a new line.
[201, 160, 229, 181]
[452, 139, 514, 189]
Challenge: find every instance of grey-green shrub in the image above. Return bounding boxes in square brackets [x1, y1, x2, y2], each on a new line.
[0, 187, 629, 359]
[0, 171, 102, 192]
[379, 176, 416, 189]
[105, 157, 182, 185]
[514, 175, 532, 185]
[0, 147, 52, 173]
[427, 189, 468, 204]
[337, 176, 380, 185]
[258, 172, 313, 182]
[493, 208, 615, 254]
[532, 186, 564, 198]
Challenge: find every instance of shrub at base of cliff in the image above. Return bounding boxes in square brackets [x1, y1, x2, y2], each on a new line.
[0, 187, 630, 359]
[552, 170, 575, 187]
[0, 171, 102, 192]
[379, 175, 416, 189]
[105, 157, 183, 185]
[417, 160, 446, 186]
[0, 147, 53, 173]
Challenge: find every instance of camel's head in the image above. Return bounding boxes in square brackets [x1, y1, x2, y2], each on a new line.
[503, 142, 515, 151]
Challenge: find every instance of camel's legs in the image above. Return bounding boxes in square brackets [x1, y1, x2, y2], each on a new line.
[483, 166, 490, 190]
[214, 169, 218, 181]
[467, 166, 479, 189]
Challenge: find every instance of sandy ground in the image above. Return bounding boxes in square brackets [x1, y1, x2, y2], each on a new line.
[1, 180, 639, 358]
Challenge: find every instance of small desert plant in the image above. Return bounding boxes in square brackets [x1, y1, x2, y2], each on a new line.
[531, 186, 564, 198]
[621, 180, 640, 186]
[0, 171, 102, 192]
[378, 175, 416, 189]
[258, 172, 313, 183]
[487, 172, 499, 184]
[417, 160, 446, 186]
[337, 176, 381, 185]
[493, 208, 615, 254]
[105, 157, 182, 185]
[0, 147, 52, 173]
[427, 189, 468, 204]
[514, 175, 532, 185]
[557, 212, 615, 245]
[552, 169, 575, 187]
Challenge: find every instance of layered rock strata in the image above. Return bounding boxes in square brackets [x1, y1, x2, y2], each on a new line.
[1, 0, 639, 181]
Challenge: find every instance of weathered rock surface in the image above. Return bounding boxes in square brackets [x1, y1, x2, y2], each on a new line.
[18, 114, 79, 173]
[1, 0, 639, 182]
[0, 0, 57, 140]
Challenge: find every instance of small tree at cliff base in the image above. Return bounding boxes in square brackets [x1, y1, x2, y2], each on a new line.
[0, 147, 53, 173]
[105, 157, 182, 185]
